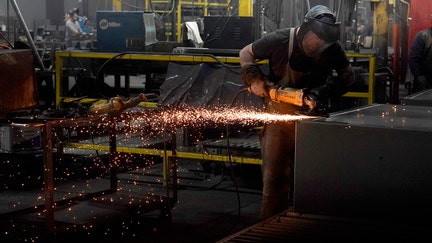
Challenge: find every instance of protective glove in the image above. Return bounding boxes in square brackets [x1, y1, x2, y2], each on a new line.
[241, 64, 273, 97]
[308, 84, 329, 101]
[249, 80, 272, 97]
[303, 85, 329, 116]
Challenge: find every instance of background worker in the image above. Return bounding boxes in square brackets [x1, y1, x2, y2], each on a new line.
[409, 16, 432, 92]
[64, 11, 83, 49]
[239, 5, 356, 219]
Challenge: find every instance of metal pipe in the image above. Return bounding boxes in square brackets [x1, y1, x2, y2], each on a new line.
[7, 0, 10, 40]
[42, 122, 54, 233]
[8, 0, 46, 71]
[109, 118, 118, 191]
[42, 116, 106, 232]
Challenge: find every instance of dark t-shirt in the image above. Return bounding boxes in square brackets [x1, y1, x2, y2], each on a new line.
[409, 27, 432, 80]
[251, 27, 350, 89]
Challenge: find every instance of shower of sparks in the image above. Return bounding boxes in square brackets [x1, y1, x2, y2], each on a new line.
[1, 106, 318, 241]
[156, 107, 314, 124]
[114, 106, 317, 132]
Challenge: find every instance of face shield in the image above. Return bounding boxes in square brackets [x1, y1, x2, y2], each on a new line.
[297, 17, 341, 56]
[304, 17, 341, 44]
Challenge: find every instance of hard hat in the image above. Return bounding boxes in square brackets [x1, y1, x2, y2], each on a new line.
[297, 5, 341, 45]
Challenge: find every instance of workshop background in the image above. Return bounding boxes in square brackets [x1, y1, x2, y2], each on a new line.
[1, 0, 432, 242]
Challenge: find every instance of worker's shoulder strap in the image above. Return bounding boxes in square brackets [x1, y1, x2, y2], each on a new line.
[282, 27, 295, 87]
[288, 27, 295, 61]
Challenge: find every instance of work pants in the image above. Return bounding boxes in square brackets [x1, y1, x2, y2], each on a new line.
[260, 101, 296, 219]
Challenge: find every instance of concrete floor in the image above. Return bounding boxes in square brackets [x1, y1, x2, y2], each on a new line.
[3, 134, 432, 242]
[0, 154, 263, 243]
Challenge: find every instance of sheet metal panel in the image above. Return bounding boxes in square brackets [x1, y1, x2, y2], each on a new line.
[294, 104, 432, 221]
[401, 89, 432, 106]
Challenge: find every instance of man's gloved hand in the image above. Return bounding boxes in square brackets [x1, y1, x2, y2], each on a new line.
[249, 80, 272, 97]
[303, 85, 329, 115]
[308, 84, 329, 102]
[241, 64, 273, 97]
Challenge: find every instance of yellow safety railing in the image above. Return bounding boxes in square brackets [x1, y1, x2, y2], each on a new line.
[344, 52, 376, 104]
[67, 142, 262, 166]
[55, 51, 376, 108]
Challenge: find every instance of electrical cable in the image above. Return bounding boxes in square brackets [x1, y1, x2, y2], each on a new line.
[224, 86, 253, 233]
[174, 162, 227, 191]
[94, 51, 241, 76]
[156, 87, 251, 193]
[149, 0, 176, 20]
[203, 1, 238, 45]
[92, 51, 242, 99]
[121, 175, 261, 195]
[93, 52, 131, 99]
[64, 50, 88, 98]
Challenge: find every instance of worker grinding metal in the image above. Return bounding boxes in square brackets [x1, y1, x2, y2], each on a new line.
[239, 5, 356, 219]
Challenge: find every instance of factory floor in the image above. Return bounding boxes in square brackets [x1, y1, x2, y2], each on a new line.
[2, 139, 432, 243]
[0, 153, 264, 243]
